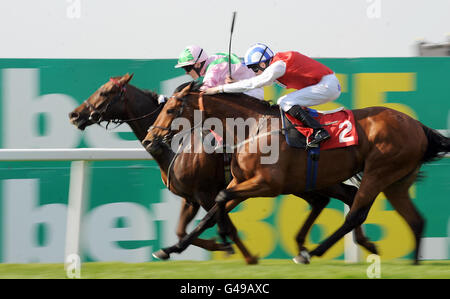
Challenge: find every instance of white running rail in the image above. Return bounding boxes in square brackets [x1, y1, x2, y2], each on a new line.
[0, 148, 153, 266]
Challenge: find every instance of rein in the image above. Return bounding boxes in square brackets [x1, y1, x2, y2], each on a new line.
[112, 104, 163, 125]
[148, 94, 188, 132]
[151, 93, 205, 191]
[85, 79, 163, 130]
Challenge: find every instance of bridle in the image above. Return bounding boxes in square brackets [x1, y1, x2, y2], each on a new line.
[84, 78, 163, 129]
[84, 79, 127, 124]
[147, 92, 206, 191]
[147, 94, 188, 144]
[146, 89, 210, 148]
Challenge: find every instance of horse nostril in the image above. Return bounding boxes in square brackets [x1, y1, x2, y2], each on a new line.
[142, 139, 152, 149]
[69, 112, 79, 120]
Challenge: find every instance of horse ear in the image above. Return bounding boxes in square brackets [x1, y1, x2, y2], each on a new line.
[188, 80, 196, 90]
[178, 80, 194, 98]
[119, 73, 134, 85]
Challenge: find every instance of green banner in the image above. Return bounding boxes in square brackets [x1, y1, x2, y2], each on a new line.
[0, 58, 448, 263]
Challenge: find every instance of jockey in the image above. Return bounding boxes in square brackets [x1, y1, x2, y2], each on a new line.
[203, 43, 341, 147]
[174, 45, 264, 100]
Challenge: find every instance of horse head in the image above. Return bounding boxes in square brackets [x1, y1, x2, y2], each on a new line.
[69, 73, 134, 130]
[142, 81, 197, 155]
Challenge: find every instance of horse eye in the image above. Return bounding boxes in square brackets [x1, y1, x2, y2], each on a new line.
[167, 108, 176, 114]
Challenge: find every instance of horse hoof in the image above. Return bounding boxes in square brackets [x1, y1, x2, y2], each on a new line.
[365, 242, 379, 255]
[293, 250, 311, 264]
[246, 256, 259, 265]
[224, 244, 235, 256]
[152, 249, 170, 260]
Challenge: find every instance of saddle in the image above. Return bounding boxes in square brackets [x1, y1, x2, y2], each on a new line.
[280, 107, 359, 191]
[280, 107, 358, 151]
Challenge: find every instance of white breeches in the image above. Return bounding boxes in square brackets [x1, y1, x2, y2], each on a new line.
[277, 73, 341, 111]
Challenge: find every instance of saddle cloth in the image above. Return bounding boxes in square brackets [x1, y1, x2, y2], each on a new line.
[282, 107, 358, 150]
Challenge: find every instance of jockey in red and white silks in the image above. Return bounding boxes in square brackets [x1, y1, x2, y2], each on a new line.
[204, 43, 341, 147]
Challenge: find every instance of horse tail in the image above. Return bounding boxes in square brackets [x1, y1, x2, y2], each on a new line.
[421, 125, 450, 163]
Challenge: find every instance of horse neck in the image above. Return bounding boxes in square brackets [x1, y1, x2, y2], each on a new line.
[123, 85, 174, 180]
[197, 94, 270, 144]
[201, 94, 265, 122]
[150, 141, 175, 182]
[123, 85, 160, 141]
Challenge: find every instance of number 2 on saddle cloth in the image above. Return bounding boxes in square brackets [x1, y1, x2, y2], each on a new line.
[281, 107, 359, 191]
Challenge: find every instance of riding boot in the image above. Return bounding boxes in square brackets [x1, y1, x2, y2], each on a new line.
[287, 105, 330, 147]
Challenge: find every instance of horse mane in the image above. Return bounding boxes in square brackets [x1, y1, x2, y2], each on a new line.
[141, 89, 160, 103]
[175, 80, 203, 93]
[107, 75, 162, 106]
[175, 80, 279, 115]
[212, 92, 280, 116]
[128, 85, 161, 107]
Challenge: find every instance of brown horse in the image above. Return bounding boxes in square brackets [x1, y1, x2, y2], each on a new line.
[144, 82, 380, 263]
[144, 83, 450, 264]
[68, 74, 260, 264]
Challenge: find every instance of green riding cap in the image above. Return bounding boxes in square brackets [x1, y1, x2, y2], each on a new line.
[175, 45, 209, 68]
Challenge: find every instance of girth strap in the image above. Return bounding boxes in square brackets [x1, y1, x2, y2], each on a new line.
[306, 148, 320, 191]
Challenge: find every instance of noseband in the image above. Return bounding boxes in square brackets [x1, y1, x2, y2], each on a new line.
[84, 79, 127, 124]
[147, 93, 206, 150]
[148, 96, 187, 141]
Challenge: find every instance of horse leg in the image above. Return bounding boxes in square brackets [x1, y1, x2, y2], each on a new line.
[223, 213, 259, 265]
[291, 193, 329, 264]
[153, 204, 219, 260]
[383, 174, 425, 265]
[178, 204, 258, 264]
[155, 198, 258, 264]
[176, 199, 226, 252]
[211, 178, 259, 264]
[215, 175, 280, 250]
[308, 176, 381, 258]
[176, 199, 199, 240]
[324, 183, 379, 255]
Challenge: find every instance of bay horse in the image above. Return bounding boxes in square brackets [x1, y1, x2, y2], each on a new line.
[68, 73, 259, 264]
[144, 82, 379, 263]
[144, 82, 450, 264]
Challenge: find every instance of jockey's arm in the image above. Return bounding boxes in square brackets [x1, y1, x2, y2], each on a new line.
[200, 64, 223, 90]
[225, 75, 235, 84]
[222, 60, 286, 93]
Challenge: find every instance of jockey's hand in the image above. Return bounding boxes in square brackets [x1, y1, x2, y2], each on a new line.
[203, 86, 224, 95]
[157, 95, 167, 104]
[225, 75, 235, 84]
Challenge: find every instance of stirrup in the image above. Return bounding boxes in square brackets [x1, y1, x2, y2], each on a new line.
[305, 139, 319, 150]
[306, 132, 328, 150]
[310, 130, 330, 145]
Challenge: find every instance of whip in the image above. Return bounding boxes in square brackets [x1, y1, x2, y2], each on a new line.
[228, 11, 237, 79]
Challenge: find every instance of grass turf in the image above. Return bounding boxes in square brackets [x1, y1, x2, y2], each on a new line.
[0, 259, 448, 279]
